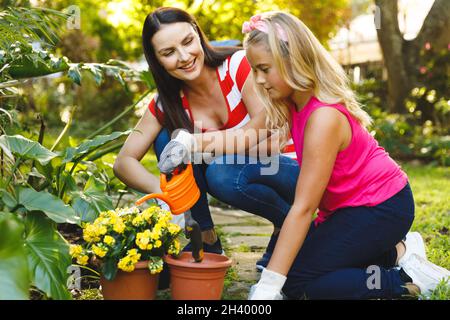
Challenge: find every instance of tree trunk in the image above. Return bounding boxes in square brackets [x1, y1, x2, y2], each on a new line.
[375, 0, 450, 114]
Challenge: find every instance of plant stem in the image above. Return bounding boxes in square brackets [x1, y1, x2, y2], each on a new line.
[86, 141, 124, 162]
[51, 109, 73, 151]
[5, 156, 21, 189]
[86, 90, 150, 140]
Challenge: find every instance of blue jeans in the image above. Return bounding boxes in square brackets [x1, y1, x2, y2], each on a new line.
[153, 129, 299, 230]
[282, 183, 415, 300]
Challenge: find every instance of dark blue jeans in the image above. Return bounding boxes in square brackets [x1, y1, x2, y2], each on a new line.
[282, 183, 415, 300]
[153, 129, 299, 230]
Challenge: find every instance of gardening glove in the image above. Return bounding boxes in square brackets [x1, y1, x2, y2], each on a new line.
[248, 268, 286, 300]
[158, 129, 195, 174]
[156, 198, 186, 229]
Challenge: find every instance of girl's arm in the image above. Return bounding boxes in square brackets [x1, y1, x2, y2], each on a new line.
[113, 108, 163, 194]
[267, 107, 351, 276]
[250, 107, 350, 299]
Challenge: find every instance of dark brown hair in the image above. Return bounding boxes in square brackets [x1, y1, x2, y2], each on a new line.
[142, 7, 240, 133]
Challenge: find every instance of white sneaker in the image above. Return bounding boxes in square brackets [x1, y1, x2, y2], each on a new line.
[398, 232, 427, 267]
[401, 253, 450, 297]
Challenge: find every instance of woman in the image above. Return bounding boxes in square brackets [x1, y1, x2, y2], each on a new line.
[113, 7, 299, 270]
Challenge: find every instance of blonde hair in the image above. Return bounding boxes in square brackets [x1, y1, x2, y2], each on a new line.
[243, 11, 372, 147]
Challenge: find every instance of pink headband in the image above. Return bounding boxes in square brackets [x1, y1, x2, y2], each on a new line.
[242, 14, 288, 42]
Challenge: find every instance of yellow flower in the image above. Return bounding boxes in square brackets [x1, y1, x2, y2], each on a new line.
[149, 229, 161, 241]
[168, 239, 181, 255]
[148, 257, 164, 274]
[118, 256, 135, 272]
[154, 240, 162, 248]
[132, 215, 144, 227]
[113, 219, 125, 234]
[98, 225, 107, 235]
[142, 208, 154, 222]
[76, 255, 89, 266]
[103, 235, 115, 246]
[69, 244, 83, 258]
[83, 224, 101, 243]
[136, 230, 152, 250]
[168, 223, 181, 235]
[92, 244, 107, 258]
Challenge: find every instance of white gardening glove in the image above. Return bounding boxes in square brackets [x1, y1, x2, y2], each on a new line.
[158, 129, 195, 174]
[156, 199, 185, 229]
[248, 268, 287, 300]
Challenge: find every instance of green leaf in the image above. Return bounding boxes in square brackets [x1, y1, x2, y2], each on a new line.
[67, 65, 81, 86]
[17, 187, 79, 225]
[0, 135, 57, 165]
[0, 212, 30, 300]
[61, 130, 130, 164]
[8, 55, 69, 79]
[102, 257, 118, 281]
[0, 189, 18, 208]
[83, 64, 103, 85]
[140, 70, 156, 89]
[71, 176, 113, 222]
[24, 214, 71, 300]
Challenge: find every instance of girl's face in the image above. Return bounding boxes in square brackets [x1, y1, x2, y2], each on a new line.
[151, 22, 205, 81]
[246, 43, 293, 100]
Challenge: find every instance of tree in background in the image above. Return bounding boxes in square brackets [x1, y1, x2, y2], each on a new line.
[375, 0, 450, 114]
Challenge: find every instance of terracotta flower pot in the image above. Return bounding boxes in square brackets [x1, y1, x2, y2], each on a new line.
[100, 261, 159, 300]
[165, 252, 232, 300]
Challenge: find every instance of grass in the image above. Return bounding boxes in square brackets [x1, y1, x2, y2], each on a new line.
[402, 164, 449, 269]
[400, 163, 450, 300]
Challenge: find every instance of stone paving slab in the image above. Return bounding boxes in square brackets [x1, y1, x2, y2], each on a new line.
[226, 235, 270, 250]
[230, 252, 263, 283]
[221, 225, 274, 236]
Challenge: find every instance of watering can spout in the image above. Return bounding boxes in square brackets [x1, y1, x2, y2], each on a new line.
[135, 163, 200, 215]
[134, 163, 204, 262]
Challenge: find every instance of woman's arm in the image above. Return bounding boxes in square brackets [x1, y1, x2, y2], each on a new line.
[113, 108, 163, 194]
[193, 72, 278, 155]
[268, 107, 351, 275]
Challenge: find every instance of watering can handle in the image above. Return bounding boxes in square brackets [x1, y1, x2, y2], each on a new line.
[135, 192, 172, 208]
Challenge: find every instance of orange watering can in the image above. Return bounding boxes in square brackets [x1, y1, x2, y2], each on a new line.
[135, 163, 204, 262]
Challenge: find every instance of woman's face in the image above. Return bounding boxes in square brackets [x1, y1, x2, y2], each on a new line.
[151, 22, 205, 81]
[246, 43, 293, 100]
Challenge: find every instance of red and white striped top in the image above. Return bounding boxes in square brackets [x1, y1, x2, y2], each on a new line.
[148, 50, 296, 159]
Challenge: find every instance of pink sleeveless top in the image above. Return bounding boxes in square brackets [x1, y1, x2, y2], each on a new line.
[290, 96, 408, 226]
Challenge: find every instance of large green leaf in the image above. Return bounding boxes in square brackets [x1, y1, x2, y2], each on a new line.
[0, 135, 57, 165]
[0, 212, 30, 300]
[9, 55, 69, 79]
[72, 176, 113, 222]
[24, 214, 71, 300]
[0, 189, 18, 209]
[61, 130, 130, 164]
[17, 187, 79, 225]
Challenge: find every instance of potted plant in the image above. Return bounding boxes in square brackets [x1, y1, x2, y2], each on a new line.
[70, 205, 182, 300]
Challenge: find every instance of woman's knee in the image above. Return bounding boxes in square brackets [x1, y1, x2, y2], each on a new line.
[205, 156, 242, 199]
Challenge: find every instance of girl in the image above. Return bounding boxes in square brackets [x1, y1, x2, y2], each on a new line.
[238, 11, 449, 299]
[113, 7, 299, 269]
